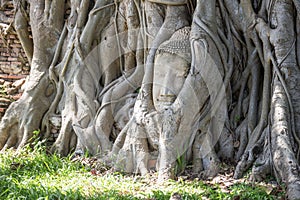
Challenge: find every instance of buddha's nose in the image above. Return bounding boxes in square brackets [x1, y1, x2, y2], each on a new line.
[160, 87, 174, 96]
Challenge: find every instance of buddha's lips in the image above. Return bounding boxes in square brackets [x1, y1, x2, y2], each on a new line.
[157, 95, 176, 103]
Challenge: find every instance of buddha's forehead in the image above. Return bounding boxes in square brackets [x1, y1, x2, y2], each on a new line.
[154, 53, 190, 70]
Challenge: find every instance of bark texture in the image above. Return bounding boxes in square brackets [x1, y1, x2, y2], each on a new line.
[1, 0, 300, 198]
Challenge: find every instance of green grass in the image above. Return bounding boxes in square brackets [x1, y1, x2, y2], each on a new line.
[0, 142, 285, 199]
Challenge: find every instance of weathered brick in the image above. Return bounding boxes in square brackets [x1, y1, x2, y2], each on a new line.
[8, 35, 16, 39]
[10, 43, 22, 48]
[0, 56, 8, 61]
[7, 57, 17, 61]
[0, 1, 30, 125]
[10, 61, 22, 65]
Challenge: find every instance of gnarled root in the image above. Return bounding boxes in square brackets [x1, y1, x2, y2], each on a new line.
[111, 118, 149, 175]
[193, 131, 220, 180]
[0, 74, 52, 151]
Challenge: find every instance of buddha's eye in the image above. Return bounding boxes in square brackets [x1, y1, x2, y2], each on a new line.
[184, 68, 190, 78]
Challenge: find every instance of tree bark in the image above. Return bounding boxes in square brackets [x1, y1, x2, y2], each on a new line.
[0, 0, 300, 198]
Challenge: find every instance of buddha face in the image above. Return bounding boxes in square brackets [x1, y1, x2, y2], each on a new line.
[153, 52, 190, 111]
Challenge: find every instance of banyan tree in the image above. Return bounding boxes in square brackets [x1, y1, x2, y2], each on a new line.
[0, 0, 300, 198]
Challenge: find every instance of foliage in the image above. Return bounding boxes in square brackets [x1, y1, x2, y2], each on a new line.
[0, 138, 285, 200]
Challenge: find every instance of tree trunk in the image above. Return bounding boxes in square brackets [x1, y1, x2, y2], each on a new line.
[1, 0, 300, 198]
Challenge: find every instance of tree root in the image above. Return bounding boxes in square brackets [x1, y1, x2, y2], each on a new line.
[0, 74, 52, 151]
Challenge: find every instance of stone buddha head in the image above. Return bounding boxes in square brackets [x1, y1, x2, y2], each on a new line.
[153, 27, 191, 112]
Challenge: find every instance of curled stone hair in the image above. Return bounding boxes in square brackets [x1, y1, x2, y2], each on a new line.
[157, 26, 191, 63]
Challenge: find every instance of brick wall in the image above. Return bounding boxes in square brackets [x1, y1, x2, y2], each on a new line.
[0, 1, 29, 116]
[0, 1, 30, 75]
